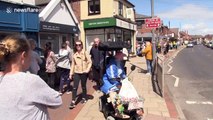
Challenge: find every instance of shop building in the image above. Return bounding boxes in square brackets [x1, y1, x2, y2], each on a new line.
[38, 0, 79, 54]
[72, 0, 136, 52]
[0, 1, 39, 40]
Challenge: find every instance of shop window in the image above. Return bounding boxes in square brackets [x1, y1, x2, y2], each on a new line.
[124, 30, 131, 42]
[85, 29, 106, 51]
[136, 21, 143, 29]
[62, 35, 67, 43]
[105, 28, 115, 41]
[115, 28, 122, 41]
[119, 1, 123, 16]
[88, 0, 100, 15]
[39, 34, 60, 55]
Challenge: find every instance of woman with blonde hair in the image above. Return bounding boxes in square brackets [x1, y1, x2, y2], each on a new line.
[69, 40, 92, 109]
[0, 35, 62, 120]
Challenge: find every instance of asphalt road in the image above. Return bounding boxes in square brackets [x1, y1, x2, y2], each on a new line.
[165, 45, 213, 120]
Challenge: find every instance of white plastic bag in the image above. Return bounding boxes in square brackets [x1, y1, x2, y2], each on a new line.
[119, 77, 139, 102]
[119, 78, 144, 110]
[128, 98, 144, 110]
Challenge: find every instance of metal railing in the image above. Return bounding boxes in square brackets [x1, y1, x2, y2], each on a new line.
[152, 55, 165, 97]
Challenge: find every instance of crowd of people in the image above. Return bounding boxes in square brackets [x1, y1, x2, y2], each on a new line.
[0, 34, 134, 119]
[1, 33, 183, 120]
[136, 39, 182, 75]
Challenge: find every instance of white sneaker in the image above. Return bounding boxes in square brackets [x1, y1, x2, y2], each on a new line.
[146, 73, 151, 75]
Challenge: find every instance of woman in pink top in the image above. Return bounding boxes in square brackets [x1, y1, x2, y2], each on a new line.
[44, 42, 57, 88]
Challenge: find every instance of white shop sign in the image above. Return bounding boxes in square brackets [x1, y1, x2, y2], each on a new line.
[116, 19, 136, 31]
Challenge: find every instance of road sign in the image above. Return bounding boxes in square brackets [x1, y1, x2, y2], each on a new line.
[145, 17, 161, 29]
[146, 23, 161, 29]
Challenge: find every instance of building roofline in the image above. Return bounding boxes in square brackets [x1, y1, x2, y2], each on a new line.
[0, 0, 38, 7]
[39, 0, 80, 31]
[125, 0, 135, 7]
[114, 15, 136, 24]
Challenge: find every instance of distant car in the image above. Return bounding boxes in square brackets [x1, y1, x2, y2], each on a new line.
[208, 42, 212, 48]
[187, 42, 194, 48]
[193, 41, 197, 45]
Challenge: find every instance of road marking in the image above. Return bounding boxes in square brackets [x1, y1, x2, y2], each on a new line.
[167, 59, 173, 74]
[172, 75, 179, 87]
[186, 101, 213, 105]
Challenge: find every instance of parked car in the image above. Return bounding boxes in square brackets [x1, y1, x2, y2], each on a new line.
[207, 42, 212, 48]
[187, 42, 194, 48]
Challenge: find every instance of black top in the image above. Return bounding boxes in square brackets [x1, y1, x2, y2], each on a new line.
[90, 46, 104, 67]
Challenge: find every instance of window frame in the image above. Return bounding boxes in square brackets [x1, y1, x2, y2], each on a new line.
[118, 1, 123, 16]
[88, 0, 101, 15]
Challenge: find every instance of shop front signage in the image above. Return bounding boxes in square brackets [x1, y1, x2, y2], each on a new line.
[84, 18, 116, 29]
[40, 21, 78, 33]
[116, 19, 136, 31]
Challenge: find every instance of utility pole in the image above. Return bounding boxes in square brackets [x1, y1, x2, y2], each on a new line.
[151, 0, 156, 59]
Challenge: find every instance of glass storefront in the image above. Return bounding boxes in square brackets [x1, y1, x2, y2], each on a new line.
[85, 27, 133, 51]
[39, 33, 74, 55]
[39, 33, 60, 54]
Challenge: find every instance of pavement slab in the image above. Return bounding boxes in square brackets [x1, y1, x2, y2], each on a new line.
[143, 114, 179, 120]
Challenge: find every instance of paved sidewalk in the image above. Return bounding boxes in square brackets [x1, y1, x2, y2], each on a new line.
[74, 55, 180, 120]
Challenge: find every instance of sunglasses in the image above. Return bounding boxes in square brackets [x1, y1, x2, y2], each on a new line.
[75, 44, 82, 47]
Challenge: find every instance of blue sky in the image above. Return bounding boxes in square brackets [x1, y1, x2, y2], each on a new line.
[129, 0, 213, 35]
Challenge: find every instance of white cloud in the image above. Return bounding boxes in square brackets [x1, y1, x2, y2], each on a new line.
[182, 23, 213, 35]
[158, 4, 213, 21]
[158, 4, 213, 35]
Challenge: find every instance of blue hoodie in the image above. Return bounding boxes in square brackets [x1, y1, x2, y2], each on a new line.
[100, 58, 126, 94]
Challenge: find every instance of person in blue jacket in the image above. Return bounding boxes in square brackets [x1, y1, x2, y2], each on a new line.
[100, 50, 129, 119]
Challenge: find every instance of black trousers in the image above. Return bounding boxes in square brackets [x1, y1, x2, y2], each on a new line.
[92, 66, 103, 88]
[72, 73, 88, 101]
[47, 73, 56, 88]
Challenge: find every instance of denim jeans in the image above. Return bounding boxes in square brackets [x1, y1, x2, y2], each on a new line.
[59, 68, 71, 92]
[146, 59, 153, 74]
